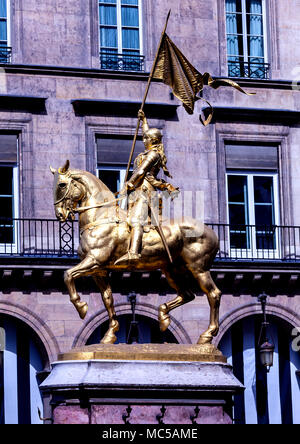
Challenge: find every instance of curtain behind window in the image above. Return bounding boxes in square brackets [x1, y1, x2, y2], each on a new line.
[248, 0, 264, 63]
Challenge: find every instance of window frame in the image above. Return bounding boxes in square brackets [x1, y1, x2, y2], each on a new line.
[0, 132, 19, 252]
[225, 0, 268, 76]
[98, 0, 143, 56]
[226, 170, 280, 259]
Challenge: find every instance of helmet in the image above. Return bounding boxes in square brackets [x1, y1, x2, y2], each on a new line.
[145, 128, 163, 145]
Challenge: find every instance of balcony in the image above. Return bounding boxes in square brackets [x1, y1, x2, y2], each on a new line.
[0, 218, 79, 258]
[0, 46, 12, 64]
[209, 223, 300, 263]
[1, 219, 300, 264]
[100, 51, 145, 72]
[228, 60, 270, 80]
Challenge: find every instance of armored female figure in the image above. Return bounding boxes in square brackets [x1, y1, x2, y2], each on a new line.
[115, 110, 179, 266]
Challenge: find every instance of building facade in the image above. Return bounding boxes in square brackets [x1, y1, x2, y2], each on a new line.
[0, 0, 299, 424]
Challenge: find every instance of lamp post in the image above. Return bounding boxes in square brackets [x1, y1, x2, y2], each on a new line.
[258, 292, 274, 372]
[127, 292, 139, 344]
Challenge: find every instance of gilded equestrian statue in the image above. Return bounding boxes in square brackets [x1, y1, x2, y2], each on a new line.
[51, 115, 221, 346]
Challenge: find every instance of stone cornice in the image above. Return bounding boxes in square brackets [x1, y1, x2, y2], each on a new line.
[0, 94, 47, 114]
[1, 64, 296, 90]
[72, 99, 179, 120]
[202, 106, 300, 124]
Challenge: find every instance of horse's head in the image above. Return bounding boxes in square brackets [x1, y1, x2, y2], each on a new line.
[50, 160, 85, 222]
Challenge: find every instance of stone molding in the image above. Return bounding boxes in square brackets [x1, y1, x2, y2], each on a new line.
[215, 301, 300, 346]
[0, 300, 60, 363]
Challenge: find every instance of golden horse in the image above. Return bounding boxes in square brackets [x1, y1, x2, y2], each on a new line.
[51, 160, 222, 345]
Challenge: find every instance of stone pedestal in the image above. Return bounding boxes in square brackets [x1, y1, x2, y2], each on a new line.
[40, 344, 243, 425]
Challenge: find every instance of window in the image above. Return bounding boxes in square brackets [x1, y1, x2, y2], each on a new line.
[0, 134, 18, 252]
[225, 144, 280, 258]
[96, 135, 144, 193]
[0, 0, 11, 63]
[225, 0, 269, 79]
[99, 0, 144, 71]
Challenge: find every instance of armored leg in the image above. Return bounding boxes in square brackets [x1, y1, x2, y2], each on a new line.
[114, 224, 143, 266]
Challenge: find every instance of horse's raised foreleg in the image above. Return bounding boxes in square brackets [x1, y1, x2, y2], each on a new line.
[64, 255, 99, 319]
[93, 275, 119, 344]
[191, 270, 222, 344]
[159, 267, 195, 332]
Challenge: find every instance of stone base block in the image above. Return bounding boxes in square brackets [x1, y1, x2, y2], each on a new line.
[41, 346, 244, 425]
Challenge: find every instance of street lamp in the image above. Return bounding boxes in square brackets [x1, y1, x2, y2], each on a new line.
[258, 292, 275, 372]
[127, 292, 139, 344]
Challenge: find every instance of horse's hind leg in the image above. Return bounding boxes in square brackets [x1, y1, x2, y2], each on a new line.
[93, 275, 119, 344]
[190, 270, 222, 344]
[64, 255, 99, 319]
[159, 267, 195, 332]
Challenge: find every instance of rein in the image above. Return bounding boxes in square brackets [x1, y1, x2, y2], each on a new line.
[75, 194, 127, 214]
[54, 176, 127, 214]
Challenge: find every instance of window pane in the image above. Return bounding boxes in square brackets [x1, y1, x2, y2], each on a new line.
[0, 226, 13, 243]
[122, 28, 139, 49]
[122, 6, 139, 27]
[226, 0, 242, 13]
[99, 5, 117, 25]
[246, 0, 262, 15]
[247, 14, 263, 36]
[98, 169, 121, 193]
[230, 231, 248, 249]
[122, 0, 138, 5]
[0, 166, 12, 195]
[254, 177, 273, 204]
[100, 0, 117, 3]
[229, 204, 247, 225]
[0, 197, 12, 218]
[227, 34, 244, 58]
[255, 205, 274, 226]
[248, 36, 264, 58]
[0, 0, 7, 18]
[228, 175, 248, 203]
[100, 27, 117, 48]
[256, 229, 276, 250]
[0, 20, 7, 42]
[226, 12, 243, 35]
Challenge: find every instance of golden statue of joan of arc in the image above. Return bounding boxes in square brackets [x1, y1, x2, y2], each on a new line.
[114, 110, 179, 266]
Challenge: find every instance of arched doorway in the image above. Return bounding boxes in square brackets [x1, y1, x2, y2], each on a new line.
[218, 314, 300, 424]
[0, 315, 48, 424]
[86, 314, 178, 345]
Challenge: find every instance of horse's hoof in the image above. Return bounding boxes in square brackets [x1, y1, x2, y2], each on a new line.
[197, 334, 213, 345]
[75, 301, 88, 320]
[100, 332, 118, 344]
[158, 304, 170, 332]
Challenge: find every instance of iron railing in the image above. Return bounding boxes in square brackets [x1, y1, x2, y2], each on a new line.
[0, 46, 12, 64]
[100, 51, 145, 72]
[0, 218, 79, 257]
[1, 219, 300, 262]
[208, 223, 300, 262]
[228, 60, 270, 80]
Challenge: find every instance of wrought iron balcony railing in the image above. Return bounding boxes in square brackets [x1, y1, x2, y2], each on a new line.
[0, 46, 12, 64]
[100, 51, 145, 72]
[228, 60, 270, 80]
[208, 223, 300, 262]
[1, 219, 300, 263]
[0, 218, 79, 258]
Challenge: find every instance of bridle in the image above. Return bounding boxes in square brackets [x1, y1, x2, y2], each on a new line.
[54, 174, 126, 215]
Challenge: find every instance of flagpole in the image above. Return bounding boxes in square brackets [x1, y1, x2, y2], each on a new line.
[124, 9, 171, 184]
